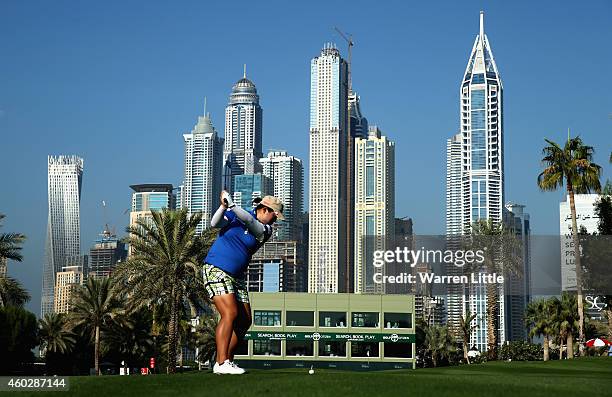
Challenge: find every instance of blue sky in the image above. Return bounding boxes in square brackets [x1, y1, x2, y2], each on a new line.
[1, 0, 611, 315]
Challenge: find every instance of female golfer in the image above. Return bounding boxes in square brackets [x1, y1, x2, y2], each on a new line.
[204, 190, 283, 375]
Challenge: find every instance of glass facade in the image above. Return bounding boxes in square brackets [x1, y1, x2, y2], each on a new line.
[384, 313, 412, 329]
[470, 89, 486, 170]
[233, 174, 272, 208]
[253, 340, 281, 356]
[383, 342, 413, 358]
[351, 312, 379, 328]
[471, 176, 487, 222]
[286, 311, 314, 326]
[319, 311, 346, 327]
[254, 310, 281, 326]
[351, 341, 379, 358]
[286, 341, 314, 356]
[319, 341, 346, 357]
[262, 262, 280, 292]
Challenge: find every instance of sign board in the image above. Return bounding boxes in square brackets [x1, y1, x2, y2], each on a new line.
[243, 331, 415, 343]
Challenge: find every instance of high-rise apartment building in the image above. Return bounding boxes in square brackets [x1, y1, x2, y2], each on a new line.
[354, 126, 395, 294]
[246, 241, 307, 293]
[503, 203, 531, 341]
[41, 155, 83, 317]
[89, 228, 127, 278]
[445, 12, 505, 351]
[181, 110, 224, 234]
[260, 150, 304, 242]
[223, 70, 263, 191]
[308, 44, 350, 293]
[232, 174, 273, 209]
[349, 92, 368, 139]
[129, 184, 175, 255]
[53, 265, 85, 314]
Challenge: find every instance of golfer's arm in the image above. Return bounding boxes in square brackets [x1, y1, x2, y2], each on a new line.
[232, 205, 266, 238]
[210, 205, 229, 228]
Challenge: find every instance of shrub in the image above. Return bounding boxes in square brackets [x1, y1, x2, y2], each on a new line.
[499, 341, 543, 361]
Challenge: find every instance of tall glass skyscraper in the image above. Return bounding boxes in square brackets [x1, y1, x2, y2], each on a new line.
[223, 69, 263, 191]
[308, 44, 350, 293]
[259, 150, 304, 242]
[232, 173, 273, 209]
[41, 155, 83, 317]
[354, 126, 395, 294]
[181, 109, 224, 234]
[446, 12, 505, 351]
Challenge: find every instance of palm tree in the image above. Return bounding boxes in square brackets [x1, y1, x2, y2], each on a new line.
[0, 276, 30, 307]
[69, 277, 121, 375]
[113, 208, 207, 374]
[555, 293, 579, 359]
[467, 219, 523, 359]
[0, 214, 26, 262]
[525, 298, 556, 361]
[458, 310, 478, 364]
[424, 324, 456, 367]
[38, 312, 75, 356]
[538, 136, 602, 356]
[103, 309, 155, 367]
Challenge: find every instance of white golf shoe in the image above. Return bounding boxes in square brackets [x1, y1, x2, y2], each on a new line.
[229, 361, 246, 374]
[213, 360, 245, 375]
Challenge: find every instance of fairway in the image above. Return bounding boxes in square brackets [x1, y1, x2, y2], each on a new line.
[5, 358, 611, 397]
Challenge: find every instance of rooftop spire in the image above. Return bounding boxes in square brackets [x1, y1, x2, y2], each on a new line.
[479, 11, 485, 41]
[243, 64, 247, 79]
[203, 97, 207, 116]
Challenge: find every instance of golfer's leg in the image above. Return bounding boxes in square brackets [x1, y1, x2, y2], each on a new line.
[213, 294, 238, 364]
[229, 302, 252, 361]
[228, 302, 252, 360]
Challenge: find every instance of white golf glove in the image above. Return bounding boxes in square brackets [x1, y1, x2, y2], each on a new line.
[222, 191, 235, 208]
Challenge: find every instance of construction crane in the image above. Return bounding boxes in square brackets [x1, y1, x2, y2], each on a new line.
[334, 27, 354, 94]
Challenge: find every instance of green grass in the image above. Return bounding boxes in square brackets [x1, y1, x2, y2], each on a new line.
[5, 358, 612, 397]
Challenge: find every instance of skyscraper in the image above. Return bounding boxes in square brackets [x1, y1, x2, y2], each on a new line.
[260, 150, 304, 242]
[89, 228, 127, 278]
[308, 44, 350, 293]
[354, 126, 395, 294]
[129, 184, 175, 243]
[349, 92, 368, 139]
[503, 203, 531, 341]
[232, 173, 273, 209]
[181, 109, 224, 234]
[223, 69, 263, 191]
[246, 241, 307, 293]
[445, 12, 505, 351]
[41, 155, 83, 317]
[53, 265, 85, 314]
[446, 133, 462, 237]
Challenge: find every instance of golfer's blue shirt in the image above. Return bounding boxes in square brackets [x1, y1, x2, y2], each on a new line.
[205, 209, 271, 277]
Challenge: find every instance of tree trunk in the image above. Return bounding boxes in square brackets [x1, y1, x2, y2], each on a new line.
[432, 354, 438, 368]
[167, 289, 179, 374]
[543, 335, 550, 361]
[486, 283, 498, 360]
[463, 342, 470, 364]
[568, 187, 586, 357]
[95, 325, 100, 375]
[559, 339, 564, 360]
[567, 334, 574, 359]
